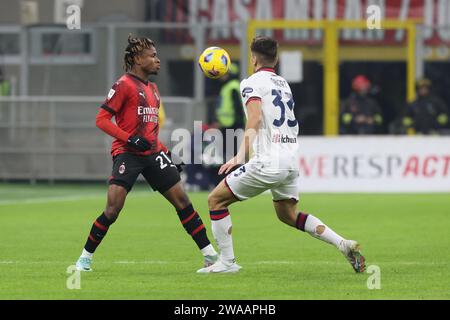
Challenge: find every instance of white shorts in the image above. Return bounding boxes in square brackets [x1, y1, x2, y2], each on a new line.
[225, 159, 299, 202]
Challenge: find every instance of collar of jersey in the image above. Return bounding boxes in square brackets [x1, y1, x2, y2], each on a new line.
[255, 67, 276, 74]
[126, 72, 149, 85]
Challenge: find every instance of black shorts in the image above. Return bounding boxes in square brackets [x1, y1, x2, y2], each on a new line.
[109, 151, 181, 193]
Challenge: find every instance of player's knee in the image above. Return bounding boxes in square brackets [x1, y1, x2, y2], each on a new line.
[207, 193, 220, 210]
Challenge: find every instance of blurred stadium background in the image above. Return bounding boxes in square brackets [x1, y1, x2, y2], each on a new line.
[0, 0, 449, 184]
[0, 0, 449, 300]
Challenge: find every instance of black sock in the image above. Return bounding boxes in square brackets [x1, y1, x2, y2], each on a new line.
[84, 212, 114, 254]
[177, 204, 211, 250]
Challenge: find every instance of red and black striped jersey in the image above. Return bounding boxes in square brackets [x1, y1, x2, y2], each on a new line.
[100, 73, 166, 157]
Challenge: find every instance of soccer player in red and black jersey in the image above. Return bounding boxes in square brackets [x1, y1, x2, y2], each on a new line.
[75, 35, 218, 271]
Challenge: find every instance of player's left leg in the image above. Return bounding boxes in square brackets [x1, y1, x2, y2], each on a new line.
[161, 181, 218, 266]
[272, 198, 366, 273]
[143, 151, 218, 267]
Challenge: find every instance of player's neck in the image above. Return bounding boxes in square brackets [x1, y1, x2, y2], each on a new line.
[254, 65, 276, 73]
[128, 69, 149, 84]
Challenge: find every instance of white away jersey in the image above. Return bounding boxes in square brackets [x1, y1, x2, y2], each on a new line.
[240, 68, 299, 169]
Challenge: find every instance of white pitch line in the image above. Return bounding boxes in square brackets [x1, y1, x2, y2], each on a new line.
[251, 261, 296, 265]
[0, 260, 446, 266]
[0, 191, 152, 206]
[0, 260, 183, 265]
[0, 195, 104, 205]
[249, 261, 450, 266]
[114, 260, 172, 265]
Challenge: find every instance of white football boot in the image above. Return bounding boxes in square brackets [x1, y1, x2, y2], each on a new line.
[197, 257, 242, 274]
[75, 256, 93, 272]
[203, 254, 219, 267]
[339, 239, 366, 273]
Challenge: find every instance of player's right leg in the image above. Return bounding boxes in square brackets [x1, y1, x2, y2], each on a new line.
[196, 178, 242, 273]
[76, 153, 140, 271]
[198, 162, 268, 273]
[75, 184, 127, 271]
[272, 199, 365, 273]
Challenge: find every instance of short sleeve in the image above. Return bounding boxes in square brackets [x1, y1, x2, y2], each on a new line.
[101, 81, 127, 115]
[240, 78, 262, 107]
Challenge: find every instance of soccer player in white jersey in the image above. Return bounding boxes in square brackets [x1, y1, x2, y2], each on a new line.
[198, 36, 365, 274]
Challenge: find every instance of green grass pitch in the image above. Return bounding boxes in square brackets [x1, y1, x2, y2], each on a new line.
[0, 183, 449, 300]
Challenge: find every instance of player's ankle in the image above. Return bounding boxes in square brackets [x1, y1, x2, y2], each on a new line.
[220, 256, 236, 266]
[81, 248, 93, 258]
[201, 244, 217, 257]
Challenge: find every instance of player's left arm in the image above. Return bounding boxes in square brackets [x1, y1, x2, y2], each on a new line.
[151, 84, 169, 154]
[158, 100, 166, 129]
[232, 88, 245, 127]
[155, 100, 185, 171]
[219, 99, 262, 175]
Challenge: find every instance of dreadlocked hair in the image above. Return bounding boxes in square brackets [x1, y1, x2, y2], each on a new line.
[123, 34, 155, 71]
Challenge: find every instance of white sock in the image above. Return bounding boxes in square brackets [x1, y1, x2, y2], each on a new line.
[211, 215, 235, 263]
[303, 214, 345, 248]
[81, 248, 93, 258]
[200, 244, 217, 257]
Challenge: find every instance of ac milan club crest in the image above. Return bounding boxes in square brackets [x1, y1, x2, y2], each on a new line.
[119, 162, 126, 174]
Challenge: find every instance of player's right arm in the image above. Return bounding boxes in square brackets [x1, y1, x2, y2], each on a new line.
[95, 108, 129, 142]
[236, 99, 262, 162]
[218, 101, 261, 175]
[218, 80, 263, 175]
[96, 81, 151, 151]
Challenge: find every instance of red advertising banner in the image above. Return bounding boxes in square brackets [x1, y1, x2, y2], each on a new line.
[161, 0, 450, 45]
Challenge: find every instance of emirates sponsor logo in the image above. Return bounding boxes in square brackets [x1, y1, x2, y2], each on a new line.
[138, 106, 159, 123]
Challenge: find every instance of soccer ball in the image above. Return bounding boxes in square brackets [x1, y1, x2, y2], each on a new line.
[198, 47, 231, 79]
